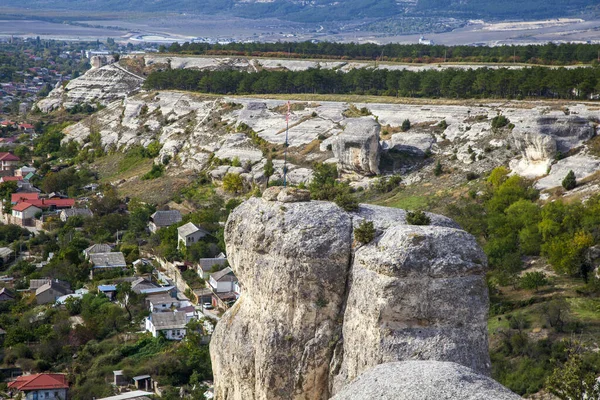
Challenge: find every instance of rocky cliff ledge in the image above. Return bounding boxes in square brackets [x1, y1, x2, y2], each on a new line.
[210, 188, 501, 399]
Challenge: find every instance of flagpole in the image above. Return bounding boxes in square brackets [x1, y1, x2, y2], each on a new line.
[283, 101, 290, 187]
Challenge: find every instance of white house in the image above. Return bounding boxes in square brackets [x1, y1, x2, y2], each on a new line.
[209, 267, 238, 293]
[11, 202, 41, 222]
[177, 222, 209, 249]
[8, 373, 69, 400]
[145, 311, 188, 340]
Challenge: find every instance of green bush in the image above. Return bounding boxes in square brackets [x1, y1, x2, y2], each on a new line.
[519, 271, 549, 291]
[434, 160, 443, 176]
[406, 210, 431, 225]
[491, 115, 510, 129]
[561, 170, 576, 190]
[401, 119, 411, 132]
[354, 220, 375, 244]
[141, 163, 165, 180]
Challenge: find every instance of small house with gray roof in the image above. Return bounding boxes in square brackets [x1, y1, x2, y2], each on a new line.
[89, 252, 127, 269]
[177, 222, 209, 249]
[83, 243, 112, 258]
[148, 210, 182, 233]
[36, 280, 72, 305]
[145, 311, 189, 340]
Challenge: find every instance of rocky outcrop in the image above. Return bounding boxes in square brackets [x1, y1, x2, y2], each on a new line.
[211, 195, 353, 400]
[331, 361, 522, 400]
[535, 155, 600, 190]
[509, 130, 557, 178]
[383, 132, 435, 156]
[510, 116, 596, 178]
[210, 194, 492, 400]
[36, 64, 144, 112]
[537, 116, 595, 152]
[333, 117, 381, 175]
[330, 222, 490, 393]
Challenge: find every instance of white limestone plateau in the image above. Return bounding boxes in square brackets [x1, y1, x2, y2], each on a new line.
[38, 62, 599, 189]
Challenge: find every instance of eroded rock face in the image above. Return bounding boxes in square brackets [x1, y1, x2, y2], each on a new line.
[37, 64, 144, 112]
[331, 361, 522, 400]
[510, 116, 595, 178]
[333, 117, 381, 175]
[211, 197, 353, 400]
[210, 195, 491, 400]
[330, 224, 489, 393]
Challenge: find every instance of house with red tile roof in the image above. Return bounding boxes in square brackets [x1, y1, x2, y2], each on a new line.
[28, 198, 75, 209]
[0, 176, 23, 183]
[7, 373, 69, 399]
[12, 202, 42, 222]
[11, 192, 40, 204]
[0, 152, 19, 171]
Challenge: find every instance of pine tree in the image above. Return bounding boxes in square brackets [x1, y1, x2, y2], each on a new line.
[562, 170, 576, 190]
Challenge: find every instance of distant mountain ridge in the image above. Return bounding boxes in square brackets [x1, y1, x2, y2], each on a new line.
[1, 0, 596, 22]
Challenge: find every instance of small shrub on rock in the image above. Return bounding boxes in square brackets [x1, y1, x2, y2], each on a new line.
[354, 220, 375, 244]
[491, 115, 510, 130]
[406, 210, 431, 226]
[401, 119, 411, 132]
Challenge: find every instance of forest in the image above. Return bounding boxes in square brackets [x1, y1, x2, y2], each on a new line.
[162, 41, 600, 65]
[143, 65, 600, 100]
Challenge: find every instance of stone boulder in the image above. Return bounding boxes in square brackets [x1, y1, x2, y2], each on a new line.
[210, 197, 492, 400]
[383, 133, 435, 156]
[537, 116, 595, 152]
[333, 117, 381, 175]
[331, 361, 522, 400]
[330, 222, 489, 392]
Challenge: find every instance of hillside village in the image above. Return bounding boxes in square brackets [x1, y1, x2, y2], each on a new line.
[0, 143, 240, 398]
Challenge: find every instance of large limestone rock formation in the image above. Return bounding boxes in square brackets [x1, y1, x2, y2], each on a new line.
[333, 117, 381, 175]
[330, 222, 490, 393]
[36, 64, 144, 112]
[510, 115, 595, 178]
[211, 190, 352, 400]
[210, 190, 493, 400]
[331, 361, 522, 400]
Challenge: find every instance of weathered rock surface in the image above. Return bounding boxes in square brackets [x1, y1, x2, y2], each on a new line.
[211, 197, 353, 400]
[331, 361, 522, 400]
[509, 130, 557, 178]
[37, 64, 144, 112]
[384, 132, 435, 156]
[330, 223, 489, 393]
[536, 155, 600, 190]
[210, 196, 492, 400]
[510, 115, 596, 178]
[333, 117, 381, 175]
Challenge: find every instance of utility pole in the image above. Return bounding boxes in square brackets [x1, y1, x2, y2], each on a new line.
[283, 101, 290, 187]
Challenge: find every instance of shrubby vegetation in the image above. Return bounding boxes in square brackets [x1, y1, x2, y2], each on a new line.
[308, 163, 358, 211]
[442, 166, 600, 395]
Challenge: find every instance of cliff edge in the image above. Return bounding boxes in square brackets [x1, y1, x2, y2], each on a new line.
[209, 187, 506, 399]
